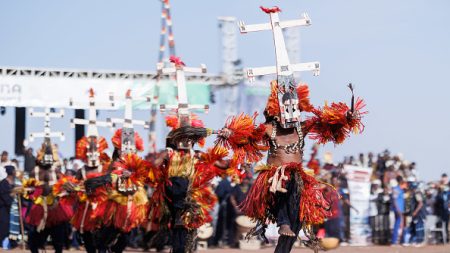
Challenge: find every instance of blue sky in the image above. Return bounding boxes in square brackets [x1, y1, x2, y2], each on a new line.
[0, 0, 449, 181]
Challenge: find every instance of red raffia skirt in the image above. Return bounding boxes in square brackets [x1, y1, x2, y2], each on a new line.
[91, 188, 149, 233]
[26, 198, 74, 228]
[71, 200, 105, 233]
[240, 162, 332, 226]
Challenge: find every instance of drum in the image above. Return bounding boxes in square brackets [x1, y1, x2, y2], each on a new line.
[320, 237, 340, 250]
[197, 223, 213, 240]
[236, 215, 257, 238]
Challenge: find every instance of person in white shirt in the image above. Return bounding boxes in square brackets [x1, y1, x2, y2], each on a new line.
[0, 151, 11, 181]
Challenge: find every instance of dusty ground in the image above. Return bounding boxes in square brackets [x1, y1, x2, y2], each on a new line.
[4, 245, 450, 253]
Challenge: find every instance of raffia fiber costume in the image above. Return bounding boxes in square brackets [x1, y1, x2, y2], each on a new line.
[23, 140, 74, 253]
[214, 81, 366, 252]
[147, 115, 242, 253]
[53, 136, 111, 253]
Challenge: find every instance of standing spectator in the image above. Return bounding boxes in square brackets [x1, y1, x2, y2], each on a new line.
[227, 173, 251, 248]
[348, 156, 356, 165]
[23, 148, 36, 175]
[335, 173, 351, 243]
[376, 185, 392, 245]
[8, 171, 23, 249]
[440, 173, 449, 186]
[383, 166, 396, 189]
[435, 182, 449, 243]
[369, 180, 382, 244]
[409, 182, 426, 246]
[0, 151, 10, 180]
[425, 184, 437, 215]
[402, 181, 413, 245]
[409, 162, 418, 180]
[61, 158, 69, 174]
[211, 175, 232, 247]
[356, 153, 367, 167]
[0, 151, 9, 164]
[324, 177, 344, 241]
[0, 165, 15, 247]
[376, 153, 386, 182]
[368, 152, 376, 168]
[391, 176, 405, 245]
[10, 159, 19, 171]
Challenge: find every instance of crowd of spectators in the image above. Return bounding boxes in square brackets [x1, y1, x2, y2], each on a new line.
[318, 150, 449, 247]
[0, 148, 449, 250]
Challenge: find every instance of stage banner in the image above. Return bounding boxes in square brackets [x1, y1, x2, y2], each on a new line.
[344, 165, 372, 246]
[0, 76, 210, 109]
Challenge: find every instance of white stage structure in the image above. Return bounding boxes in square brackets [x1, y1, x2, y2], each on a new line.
[0, 66, 223, 109]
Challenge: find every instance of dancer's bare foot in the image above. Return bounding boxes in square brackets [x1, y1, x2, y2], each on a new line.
[279, 224, 296, 237]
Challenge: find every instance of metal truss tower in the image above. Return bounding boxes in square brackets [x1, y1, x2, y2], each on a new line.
[284, 27, 302, 80]
[218, 17, 242, 117]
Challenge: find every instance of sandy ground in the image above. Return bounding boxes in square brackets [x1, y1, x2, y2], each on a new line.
[3, 245, 450, 253]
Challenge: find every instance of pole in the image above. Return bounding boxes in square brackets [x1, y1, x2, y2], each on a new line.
[17, 194, 25, 250]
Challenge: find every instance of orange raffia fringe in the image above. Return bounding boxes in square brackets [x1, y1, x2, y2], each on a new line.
[165, 115, 179, 129]
[240, 163, 333, 225]
[146, 151, 171, 230]
[298, 168, 332, 225]
[265, 80, 281, 117]
[111, 128, 144, 152]
[147, 181, 170, 230]
[166, 114, 205, 129]
[71, 172, 106, 232]
[182, 186, 217, 230]
[180, 147, 232, 229]
[109, 189, 149, 232]
[297, 83, 314, 112]
[53, 176, 80, 207]
[305, 98, 367, 144]
[194, 146, 229, 188]
[76, 136, 109, 162]
[215, 113, 268, 165]
[53, 176, 79, 196]
[239, 165, 275, 222]
[97, 154, 151, 232]
[113, 153, 152, 185]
